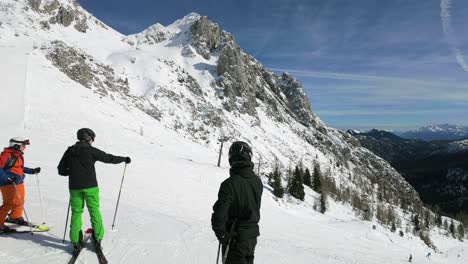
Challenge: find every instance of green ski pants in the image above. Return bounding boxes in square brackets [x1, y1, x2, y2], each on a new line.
[69, 187, 104, 243]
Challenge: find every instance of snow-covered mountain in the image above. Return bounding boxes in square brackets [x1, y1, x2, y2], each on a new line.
[448, 139, 468, 153]
[1, 0, 467, 263]
[398, 124, 468, 141]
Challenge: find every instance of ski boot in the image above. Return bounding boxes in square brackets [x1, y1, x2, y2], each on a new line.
[6, 216, 29, 226]
[71, 231, 84, 255]
[0, 225, 16, 234]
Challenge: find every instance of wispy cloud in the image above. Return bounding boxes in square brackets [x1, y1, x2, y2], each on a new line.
[440, 0, 468, 72]
[268, 67, 468, 89]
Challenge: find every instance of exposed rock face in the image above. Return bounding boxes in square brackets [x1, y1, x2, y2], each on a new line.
[28, 0, 41, 11]
[181, 45, 196, 58]
[190, 16, 221, 60]
[49, 6, 74, 26]
[74, 15, 88, 32]
[43, 0, 60, 14]
[278, 73, 314, 126]
[188, 16, 316, 125]
[217, 41, 258, 116]
[40, 20, 50, 30]
[27, 0, 88, 32]
[45, 41, 129, 95]
[125, 23, 169, 46]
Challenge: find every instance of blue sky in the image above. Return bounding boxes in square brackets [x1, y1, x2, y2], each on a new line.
[78, 0, 468, 131]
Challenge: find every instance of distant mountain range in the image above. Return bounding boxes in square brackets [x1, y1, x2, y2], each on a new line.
[348, 129, 444, 164]
[396, 124, 468, 141]
[349, 129, 468, 215]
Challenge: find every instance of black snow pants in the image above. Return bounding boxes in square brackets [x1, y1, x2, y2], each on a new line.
[223, 238, 257, 264]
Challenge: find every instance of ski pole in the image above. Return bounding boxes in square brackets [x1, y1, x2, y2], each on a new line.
[62, 201, 70, 243]
[11, 181, 33, 234]
[112, 163, 127, 230]
[216, 242, 221, 264]
[222, 219, 238, 264]
[222, 239, 231, 264]
[35, 173, 45, 224]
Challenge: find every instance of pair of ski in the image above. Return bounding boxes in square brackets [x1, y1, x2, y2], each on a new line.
[67, 228, 108, 264]
[0, 227, 48, 234]
[1, 219, 52, 234]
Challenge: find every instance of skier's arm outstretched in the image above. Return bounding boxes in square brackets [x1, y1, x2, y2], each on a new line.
[92, 148, 129, 164]
[211, 180, 234, 240]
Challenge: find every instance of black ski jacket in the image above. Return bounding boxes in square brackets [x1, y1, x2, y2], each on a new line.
[57, 141, 126, 190]
[211, 161, 263, 241]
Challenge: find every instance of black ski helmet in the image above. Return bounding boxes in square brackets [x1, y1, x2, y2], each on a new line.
[77, 128, 96, 142]
[228, 141, 252, 165]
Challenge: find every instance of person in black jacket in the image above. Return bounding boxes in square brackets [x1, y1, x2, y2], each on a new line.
[212, 141, 263, 264]
[57, 128, 130, 253]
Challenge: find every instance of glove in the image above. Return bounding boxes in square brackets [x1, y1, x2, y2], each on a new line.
[217, 233, 230, 245]
[125, 157, 131, 164]
[8, 175, 18, 183]
[217, 230, 237, 245]
[32, 167, 41, 174]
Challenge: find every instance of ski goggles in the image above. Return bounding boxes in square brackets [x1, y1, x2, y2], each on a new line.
[11, 139, 30, 145]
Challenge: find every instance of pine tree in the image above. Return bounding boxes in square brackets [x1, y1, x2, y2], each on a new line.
[436, 214, 442, 227]
[286, 165, 293, 192]
[303, 168, 312, 187]
[363, 203, 373, 221]
[391, 222, 397, 232]
[413, 215, 420, 232]
[457, 224, 465, 240]
[376, 204, 386, 224]
[424, 209, 432, 229]
[400, 198, 408, 211]
[267, 172, 273, 187]
[450, 220, 455, 237]
[289, 165, 305, 201]
[312, 165, 322, 193]
[387, 206, 396, 225]
[272, 164, 284, 198]
[320, 192, 327, 213]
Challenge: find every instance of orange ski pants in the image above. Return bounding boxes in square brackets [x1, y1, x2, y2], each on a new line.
[0, 183, 25, 226]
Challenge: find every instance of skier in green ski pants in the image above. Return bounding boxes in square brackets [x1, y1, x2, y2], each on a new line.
[69, 187, 103, 244]
[57, 128, 131, 253]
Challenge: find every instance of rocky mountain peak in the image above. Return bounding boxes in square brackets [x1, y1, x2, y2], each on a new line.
[125, 23, 170, 46]
[189, 16, 223, 60]
[22, 0, 91, 32]
[175, 15, 315, 126]
[166, 12, 201, 33]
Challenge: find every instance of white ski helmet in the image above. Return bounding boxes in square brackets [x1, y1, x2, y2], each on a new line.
[9, 137, 30, 148]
